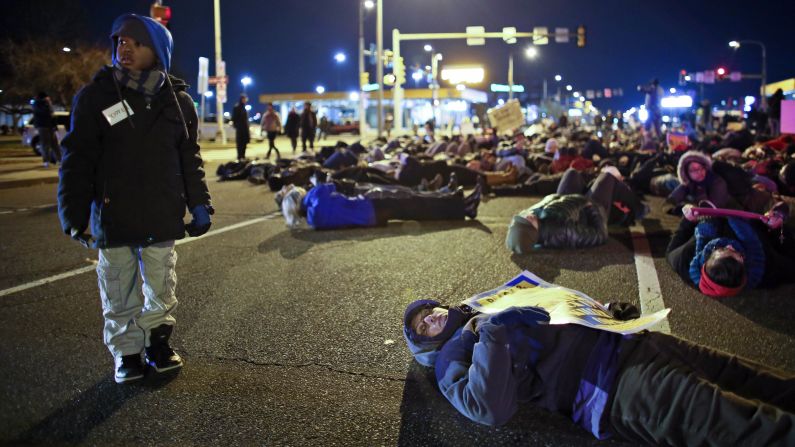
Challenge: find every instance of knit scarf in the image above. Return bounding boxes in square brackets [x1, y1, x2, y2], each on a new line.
[112, 62, 165, 98]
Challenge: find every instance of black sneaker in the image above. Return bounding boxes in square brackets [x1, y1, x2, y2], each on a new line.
[145, 324, 184, 373]
[115, 354, 145, 384]
[145, 345, 184, 373]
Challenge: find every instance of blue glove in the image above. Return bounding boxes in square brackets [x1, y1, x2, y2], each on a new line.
[186, 205, 214, 237]
[487, 306, 550, 328]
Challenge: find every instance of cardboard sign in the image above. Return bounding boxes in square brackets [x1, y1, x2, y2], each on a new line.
[487, 99, 524, 133]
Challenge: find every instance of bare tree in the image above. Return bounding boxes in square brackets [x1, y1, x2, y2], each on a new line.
[0, 39, 108, 128]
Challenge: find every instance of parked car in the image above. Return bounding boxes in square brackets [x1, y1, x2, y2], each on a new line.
[327, 120, 360, 135]
[199, 115, 264, 142]
[22, 111, 70, 157]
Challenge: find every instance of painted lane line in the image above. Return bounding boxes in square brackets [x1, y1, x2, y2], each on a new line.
[0, 211, 281, 298]
[630, 224, 671, 334]
[0, 203, 57, 215]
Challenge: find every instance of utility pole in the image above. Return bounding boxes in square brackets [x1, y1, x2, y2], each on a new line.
[508, 53, 514, 101]
[358, 1, 367, 136]
[376, 0, 384, 137]
[213, 0, 226, 143]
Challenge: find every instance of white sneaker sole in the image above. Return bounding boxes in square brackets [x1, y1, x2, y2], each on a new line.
[114, 372, 144, 384]
[146, 360, 184, 374]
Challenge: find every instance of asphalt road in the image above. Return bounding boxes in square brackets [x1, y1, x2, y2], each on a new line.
[1, 151, 794, 446]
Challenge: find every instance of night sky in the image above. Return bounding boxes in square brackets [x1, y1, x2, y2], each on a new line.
[17, 0, 795, 111]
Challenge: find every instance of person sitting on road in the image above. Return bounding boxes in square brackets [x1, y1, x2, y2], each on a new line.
[506, 167, 648, 253]
[664, 150, 730, 215]
[277, 180, 482, 230]
[665, 201, 794, 298]
[403, 300, 795, 444]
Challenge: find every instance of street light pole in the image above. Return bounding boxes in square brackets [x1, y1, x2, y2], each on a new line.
[508, 53, 514, 101]
[358, 1, 367, 136]
[376, 0, 384, 137]
[213, 0, 226, 143]
[730, 40, 767, 109]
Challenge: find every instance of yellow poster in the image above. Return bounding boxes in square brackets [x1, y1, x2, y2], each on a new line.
[462, 271, 670, 335]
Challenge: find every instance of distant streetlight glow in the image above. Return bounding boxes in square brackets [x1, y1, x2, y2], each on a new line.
[204, 91, 214, 98]
[524, 46, 538, 59]
[441, 66, 484, 84]
[729, 40, 740, 48]
[579, 96, 585, 102]
[349, 91, 359, 101]
[456, 83, 466, 91]
[62, 47, 71, 52]
[363, 0, 375, 8]
[412, 70, 423, 82]
[241, 76, 252, 87]
[684, 75, 691, 81]
[316, 85, 326, 94]
[669, 87, 676, 94]
[554, 74, 562, 82]
[424, 44, 433, 52]
[244, 104, 252, 111]
[334, 52, 346, 63]
[565, 85, 573, 91]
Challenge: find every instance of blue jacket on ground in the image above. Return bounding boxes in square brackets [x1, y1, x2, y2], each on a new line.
[302, 183, 376, 229]
[403, 303, 622, 439]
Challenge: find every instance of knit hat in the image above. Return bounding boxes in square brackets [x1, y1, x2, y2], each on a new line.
[111, 16, 155, 51]
[506, 214, 540, 254]
[403, 300, 469, 367]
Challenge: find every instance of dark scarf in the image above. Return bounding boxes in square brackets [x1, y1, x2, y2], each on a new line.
[112, 62, 166, 99]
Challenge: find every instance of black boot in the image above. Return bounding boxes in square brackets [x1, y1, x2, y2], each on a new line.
[115, 354, 145, 384]
[145, 324, 184, 373]
[463, 184, 482, 219]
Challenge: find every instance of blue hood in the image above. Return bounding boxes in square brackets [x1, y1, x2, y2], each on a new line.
[110, 14, 173, 73]
[403, 300, 470, 367]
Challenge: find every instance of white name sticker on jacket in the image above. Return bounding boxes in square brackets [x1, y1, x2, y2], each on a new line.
[102, 100, 134, 126]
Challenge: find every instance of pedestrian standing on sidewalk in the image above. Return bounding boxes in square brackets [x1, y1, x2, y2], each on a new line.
[32, 92, 60, 167]
[232, 94, 250, 160]
[300, 101, 317, 151]
[260, 103, 282, 160]
[57, 13, 213, 384]
[284, 106, 300, 153]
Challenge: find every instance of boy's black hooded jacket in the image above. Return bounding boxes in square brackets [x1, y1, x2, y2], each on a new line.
[57, 65, 210, 248]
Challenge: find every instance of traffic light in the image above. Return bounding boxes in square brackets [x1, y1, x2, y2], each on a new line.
[360, 71, 369, 88]
[576, 25, 586, 48]
[716, 67, 728, 81]
[394, 56, 406, 85]
[150, 3, 171, 26]
[678, 69, 687, 86]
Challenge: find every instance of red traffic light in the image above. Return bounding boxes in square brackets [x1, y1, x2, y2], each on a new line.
[150, 4, 171, 25]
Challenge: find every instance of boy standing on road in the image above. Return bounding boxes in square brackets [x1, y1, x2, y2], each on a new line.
[57, 14, 212, 384]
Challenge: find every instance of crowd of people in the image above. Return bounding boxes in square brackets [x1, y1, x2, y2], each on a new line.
[216, 98, 795, 442]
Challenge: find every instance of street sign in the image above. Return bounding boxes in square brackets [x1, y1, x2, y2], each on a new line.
[217, 60, 226, 77]
[466, 26, 485, 45]
[554, 27, 569, 43]
[604, 88, 612, 98]
[197, 57, 209, 94]
[729, 72, 742, 82]
[695, 72, 704, 83]
[703, 70, 715, 84]
[586, 90, 594, 99]
[208, 75, 229, 85]
[502, 27, 517, 44]
[533, 26, 549, 45]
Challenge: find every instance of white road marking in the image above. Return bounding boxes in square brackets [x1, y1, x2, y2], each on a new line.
[0, 212, 281, 298]
[0, 203, 57, 215]
[630, 224, 671, 333]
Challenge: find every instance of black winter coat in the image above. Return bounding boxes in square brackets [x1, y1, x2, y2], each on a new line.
[32, 99, 56, 128]
[57, 66, 211, 248]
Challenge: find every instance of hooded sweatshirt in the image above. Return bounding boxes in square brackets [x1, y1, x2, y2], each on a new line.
[403, 301, 624, 439]
[57, 14, 210, 248]
[666, 150, 730, 209]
